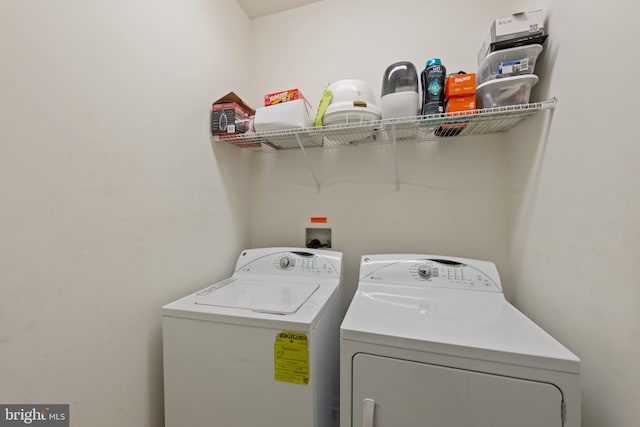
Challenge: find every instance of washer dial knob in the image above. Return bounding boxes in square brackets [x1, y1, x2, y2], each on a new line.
[417, 264, 431, 279]
[279, 257, 292, 269]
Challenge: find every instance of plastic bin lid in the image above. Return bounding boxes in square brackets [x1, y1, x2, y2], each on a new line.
[479, 44, 543, 70]
[477, 44, 544, 86]
[381, 61, 418, 97]
[476, 74, 539, 91]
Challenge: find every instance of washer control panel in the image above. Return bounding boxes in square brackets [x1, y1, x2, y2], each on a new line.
[362, 257, 501, 292]
[236, 251, 339, 278]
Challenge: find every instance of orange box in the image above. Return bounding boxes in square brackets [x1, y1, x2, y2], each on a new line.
[445, 95, 476, 113]
[445, 73, 476, 98]
[264, 88, 310, 107]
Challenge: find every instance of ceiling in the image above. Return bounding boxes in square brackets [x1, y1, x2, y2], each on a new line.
[236, 0, 324, 19]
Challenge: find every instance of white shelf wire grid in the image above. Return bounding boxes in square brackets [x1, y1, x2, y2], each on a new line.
[214, 98, 556, 151]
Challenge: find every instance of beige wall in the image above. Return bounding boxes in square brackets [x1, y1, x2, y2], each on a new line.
[508, 1, 640, 426]
[0, 1, 251, 425]
[3, 0, 639, 426]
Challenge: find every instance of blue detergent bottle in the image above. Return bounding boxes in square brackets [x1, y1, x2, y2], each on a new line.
[421, 58, 447, 115]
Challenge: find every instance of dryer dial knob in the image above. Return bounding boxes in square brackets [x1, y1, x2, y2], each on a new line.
[279, 257, 292, 269]
[417, 264, 431, 279]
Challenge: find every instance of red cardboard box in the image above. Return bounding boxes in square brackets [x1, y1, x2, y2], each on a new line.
[264, 88, 310, 108]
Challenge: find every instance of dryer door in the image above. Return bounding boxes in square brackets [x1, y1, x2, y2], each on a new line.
[352, 353, 563, 427]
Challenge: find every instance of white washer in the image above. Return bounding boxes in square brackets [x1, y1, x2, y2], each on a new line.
[163, 247, 343, 427]
[340, 254, 580, 427]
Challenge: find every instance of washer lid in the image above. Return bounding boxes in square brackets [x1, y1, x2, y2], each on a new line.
[194, 279, 319, 315]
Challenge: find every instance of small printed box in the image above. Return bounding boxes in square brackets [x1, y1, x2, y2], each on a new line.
[211, 92, 255, 136]
[445, 95, 476, 113]
[211, 104, 251, 135]
[264, 88, 310, 107]
[478, 10, 546, 65]
[494, 10, 544, 41]
[438, 93, 476, 137]
[445, 73, 476, 99]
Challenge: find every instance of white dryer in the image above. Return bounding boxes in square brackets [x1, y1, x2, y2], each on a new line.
[340, 254, 580, 427]
[163, 247, 343, 427]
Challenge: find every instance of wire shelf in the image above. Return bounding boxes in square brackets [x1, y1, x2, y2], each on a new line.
[215, 98, 556, 151]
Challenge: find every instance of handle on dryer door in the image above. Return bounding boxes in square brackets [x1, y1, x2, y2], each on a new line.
[362, 398, 375, 427]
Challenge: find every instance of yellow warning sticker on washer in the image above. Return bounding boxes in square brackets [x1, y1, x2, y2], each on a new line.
[274, 331, 309, 385]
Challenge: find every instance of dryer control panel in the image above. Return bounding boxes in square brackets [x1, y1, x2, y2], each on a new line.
[235, 250, 340, 279]
[360, 255, 502, 292]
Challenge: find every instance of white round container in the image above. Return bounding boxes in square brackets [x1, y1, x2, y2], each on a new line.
[322, 79, 381, 125]
[380, 91, 420, 119]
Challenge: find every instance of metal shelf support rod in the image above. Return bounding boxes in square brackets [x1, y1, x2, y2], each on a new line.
[295, 134, 321, 192]
[391, 125, 400, 191]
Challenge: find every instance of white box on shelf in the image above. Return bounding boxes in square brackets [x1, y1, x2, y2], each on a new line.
[478, 10, 545, 65]
[254, 99, 312, 132]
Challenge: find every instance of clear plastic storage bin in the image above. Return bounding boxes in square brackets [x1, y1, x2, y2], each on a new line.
[476, 74, 538, 108]
[477, 44, 543, 85]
